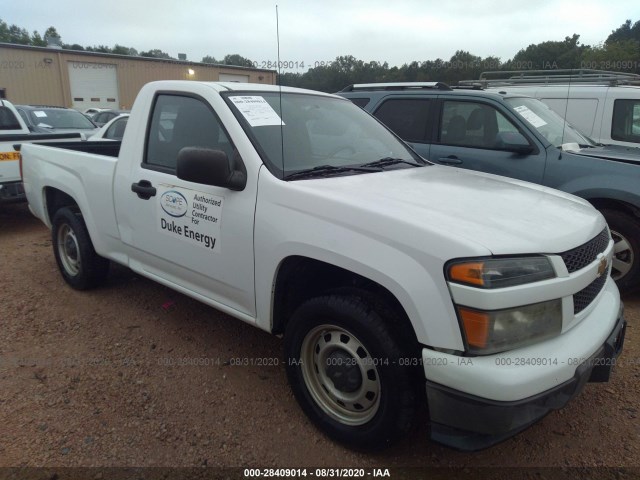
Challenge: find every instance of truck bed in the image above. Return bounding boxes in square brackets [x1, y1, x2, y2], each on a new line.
[1, 133, 102, 203]
[21, 142, 121, 257]
[14, 140, 121, 158]
[1, 132, 83, 142]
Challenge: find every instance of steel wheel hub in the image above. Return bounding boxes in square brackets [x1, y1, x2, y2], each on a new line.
[57, 224, 81, 276]
[300, 325, 381, 426]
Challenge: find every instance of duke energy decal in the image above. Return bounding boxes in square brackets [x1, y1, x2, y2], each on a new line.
[157, 185, 222, 252]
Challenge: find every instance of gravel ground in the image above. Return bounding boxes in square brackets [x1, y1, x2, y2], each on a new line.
[1, 202, 639, 471]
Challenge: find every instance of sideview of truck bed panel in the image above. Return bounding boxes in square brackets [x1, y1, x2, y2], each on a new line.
[21, 143, 121, 256]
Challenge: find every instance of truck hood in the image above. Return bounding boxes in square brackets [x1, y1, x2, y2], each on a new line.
[294, 165, 605, 255]
[570, 144, 640, 164]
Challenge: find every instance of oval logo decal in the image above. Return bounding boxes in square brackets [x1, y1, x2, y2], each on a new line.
[160, 190, 188, 217]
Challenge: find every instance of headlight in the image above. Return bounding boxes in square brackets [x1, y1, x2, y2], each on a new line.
[447, 257, 555, 289]
[458, 300, 562, 355]
[447, 256, 560, 354]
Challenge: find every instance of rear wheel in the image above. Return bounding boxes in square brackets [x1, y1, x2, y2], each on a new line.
[52, 207, 109, 290]
[601, 209, 640, 294]
[284, 294, 420, 450]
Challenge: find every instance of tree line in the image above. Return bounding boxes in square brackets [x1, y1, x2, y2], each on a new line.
[281, 22, 640, 92]
[1, 17, 638, 92]
[0, 20, 256, 66]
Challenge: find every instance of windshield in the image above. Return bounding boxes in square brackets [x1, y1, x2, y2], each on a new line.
[224, 92, 423, 178]
[505, 97, 595, 148]
[28, 108, 96, 130]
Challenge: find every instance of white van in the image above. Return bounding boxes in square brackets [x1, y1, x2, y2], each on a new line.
[463, 70, 640, 148]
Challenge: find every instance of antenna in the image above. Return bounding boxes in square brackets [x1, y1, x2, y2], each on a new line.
[276, 5, 285, 178]
[559, 67, 572, 154]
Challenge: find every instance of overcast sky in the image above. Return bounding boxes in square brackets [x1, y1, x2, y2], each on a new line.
[5, 0, 639, 70]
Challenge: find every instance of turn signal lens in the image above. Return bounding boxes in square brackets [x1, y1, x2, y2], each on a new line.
[458, 299, 562, 354]
[448, 257, 555, 289]
[449, 262, 485, 286]
[458, 308, 490, 348]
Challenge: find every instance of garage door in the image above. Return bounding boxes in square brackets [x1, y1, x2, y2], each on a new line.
[68, 62, 120, 110]
[219, 73, 250, 83]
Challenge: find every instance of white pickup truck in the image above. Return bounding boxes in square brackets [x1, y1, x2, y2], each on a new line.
[0, 99, 81, 202]
[20, 81, 625, 451]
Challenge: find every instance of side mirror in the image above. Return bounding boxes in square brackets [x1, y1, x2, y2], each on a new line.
[176, 147, 247, 191]
[495, 132, 533, 154]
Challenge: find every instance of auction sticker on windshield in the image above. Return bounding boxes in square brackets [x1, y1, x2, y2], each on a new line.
[157, 184, 222, 253]
[513, 105, 547, 128]
[229, 96, 285, 127]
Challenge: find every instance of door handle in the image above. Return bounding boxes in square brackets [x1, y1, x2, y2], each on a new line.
[131, 180, 157, 200]
[438, 156, 463, 165]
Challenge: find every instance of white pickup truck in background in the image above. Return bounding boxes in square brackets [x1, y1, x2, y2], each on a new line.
[0, 99, 82, 203]
[20, 80, 626, 451]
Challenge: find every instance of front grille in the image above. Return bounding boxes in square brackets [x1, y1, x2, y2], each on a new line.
[559, 228, 609, 273]
[574, 274, 607, 314]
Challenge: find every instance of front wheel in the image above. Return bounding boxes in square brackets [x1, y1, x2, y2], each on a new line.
[601, 209, 640, 294]
[51, 207, 110, 290]
[284, 295, 420, 450]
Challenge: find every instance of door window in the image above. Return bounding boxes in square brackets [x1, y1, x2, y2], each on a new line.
[373, 99, 431, 142]
[440, 101, 521, 150]
[0, 107, 21, 130]
[612, 99, 640, 144]
[104, 117, 128, 140]
[145, 94, 233, 171]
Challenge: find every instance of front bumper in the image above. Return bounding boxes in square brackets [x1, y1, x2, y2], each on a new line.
[426, 311, 626, 451]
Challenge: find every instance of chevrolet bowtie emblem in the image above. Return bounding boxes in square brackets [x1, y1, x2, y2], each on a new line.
[597, 257, 608, 277]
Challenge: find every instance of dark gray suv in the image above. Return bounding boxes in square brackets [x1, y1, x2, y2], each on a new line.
[338, 82, 640, 293]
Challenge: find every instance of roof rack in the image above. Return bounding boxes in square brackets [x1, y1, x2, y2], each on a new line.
[451, 85, 485, 91]
[340, 82, 452, 92]
[22, 104, 68, 109]
[458, 69, 640, 88]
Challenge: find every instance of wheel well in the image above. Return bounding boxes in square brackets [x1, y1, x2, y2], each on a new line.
[588, 198, 640, 219]
[45, 187, 79, 223]
[271, 256, 417, 343]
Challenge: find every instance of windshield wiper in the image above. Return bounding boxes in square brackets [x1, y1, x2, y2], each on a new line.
[284, 164, 381, 180]
[360, 157, 424, 169]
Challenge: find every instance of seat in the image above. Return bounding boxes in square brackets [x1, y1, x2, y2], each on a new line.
[443, 115, 466, 144]
[465, 108, 486, 147]
[466, 107, 498, 148]
[467, 108, 484, 132]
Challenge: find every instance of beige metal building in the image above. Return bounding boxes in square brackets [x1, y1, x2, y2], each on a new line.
[0, 43, 276, 110]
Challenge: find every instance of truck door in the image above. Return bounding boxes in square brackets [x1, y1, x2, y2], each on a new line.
[429, 98, 546, 183]
[121, 92, 257, 319]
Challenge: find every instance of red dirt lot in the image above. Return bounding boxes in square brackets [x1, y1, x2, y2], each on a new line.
[1, 202, 639, 477]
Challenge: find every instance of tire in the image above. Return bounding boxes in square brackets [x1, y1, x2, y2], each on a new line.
[283, 294, 420, 450]
[51, 207, 110, 290]
[601, 209, 640, 294]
